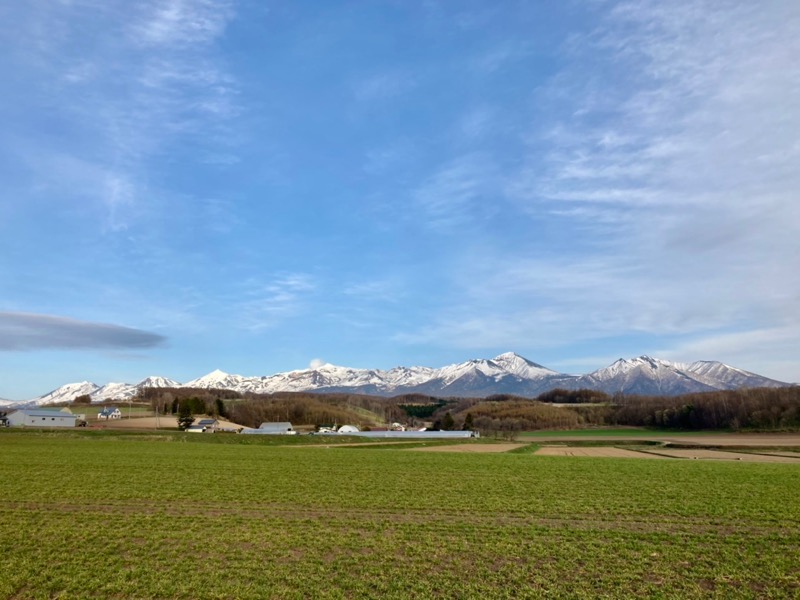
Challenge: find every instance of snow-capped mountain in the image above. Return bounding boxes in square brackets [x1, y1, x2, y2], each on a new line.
[22, 376, 185, 406]
[184, 369, 248, 391]
[684, 361, 787, 390]
[563, 357, 791, 397]
[171, 353, 790, 398]
[138, 376, 181, 389]
[11, 353, 794, 405]
[32, 381, 100, 406]
[92, 382, 139, 402]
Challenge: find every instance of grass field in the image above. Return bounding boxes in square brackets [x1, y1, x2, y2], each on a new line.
[1, 430, 799, 599]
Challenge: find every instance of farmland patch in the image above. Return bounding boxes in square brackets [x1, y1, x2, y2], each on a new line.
[642, 448, 800, 463]
[535, 446, 669, 459]
[408, 443, 525, 453]
[1, 431, 798, 599]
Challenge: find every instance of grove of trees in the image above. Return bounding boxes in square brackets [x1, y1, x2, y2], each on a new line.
[130, 385, 800, 434]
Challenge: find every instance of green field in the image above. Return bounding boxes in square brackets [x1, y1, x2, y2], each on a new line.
[1, 431, 798, 599]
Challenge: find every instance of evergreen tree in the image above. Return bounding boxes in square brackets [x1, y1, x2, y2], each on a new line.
[442, 411, 455, 431]
[177, 403, 195, 430]
[463, 412, 474, 431]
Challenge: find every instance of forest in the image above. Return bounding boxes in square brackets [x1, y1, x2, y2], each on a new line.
[132, 385, 800, 433]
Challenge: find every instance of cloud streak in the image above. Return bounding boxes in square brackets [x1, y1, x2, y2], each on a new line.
[397, 1, 800, 382]
[0, 312, 167, 351]
[5, 0, 239, 232]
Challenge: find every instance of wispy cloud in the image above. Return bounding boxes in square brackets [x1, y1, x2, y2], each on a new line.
[472, 40, 532, 74]
[413, 153, 499, 231]
[352, 71, 416, 103]
[235, 274, 316, 331]
[132, 0, 234, 47]
[4, 0, 239, 232]
[399, 1, 800, 375]
[0, 312, 166, 351]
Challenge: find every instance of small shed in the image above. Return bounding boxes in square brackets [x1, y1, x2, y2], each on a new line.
[6, 409, 78, 428]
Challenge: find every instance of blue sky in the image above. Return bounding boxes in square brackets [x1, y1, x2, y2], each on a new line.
[1, 0, 799, 399]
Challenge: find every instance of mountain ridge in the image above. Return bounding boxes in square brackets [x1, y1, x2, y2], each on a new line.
[6, 353, 793, 406]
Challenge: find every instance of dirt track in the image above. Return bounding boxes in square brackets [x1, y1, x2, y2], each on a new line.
[524, 433, 800, 446]
[409, 443, 526, 453]
[534, 446, 800, 462]
[535, 447, 668, 459]
[640, 448, 800, 463]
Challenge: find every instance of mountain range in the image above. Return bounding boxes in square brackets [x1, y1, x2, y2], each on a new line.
[3, 353, 793, 407]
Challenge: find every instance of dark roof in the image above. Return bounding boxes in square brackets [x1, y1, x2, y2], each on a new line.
[11, 409, 78, 418]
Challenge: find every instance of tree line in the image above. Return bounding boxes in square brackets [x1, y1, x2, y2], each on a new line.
[127, 385, 799, 432]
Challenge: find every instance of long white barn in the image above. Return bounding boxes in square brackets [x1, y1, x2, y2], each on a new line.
[6, 409, 78, 428]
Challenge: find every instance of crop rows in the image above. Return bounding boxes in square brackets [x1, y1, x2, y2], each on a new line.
[1, 432, 798, 598]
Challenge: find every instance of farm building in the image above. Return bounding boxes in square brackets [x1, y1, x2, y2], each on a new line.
[98, 407, 122, 420]
[317, 429, 480, 439]
[240, 422, 296, 435]
[185, 418, 219, 433]
[6, 409, 78, 428]
[197, 418, 219, 432]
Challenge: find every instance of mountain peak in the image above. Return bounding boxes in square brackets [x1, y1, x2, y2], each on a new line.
[15, 353, 792, 404]
[493, 351, 525, 361]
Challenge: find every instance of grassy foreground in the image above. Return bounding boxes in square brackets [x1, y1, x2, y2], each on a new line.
[1, 431, 798, 599]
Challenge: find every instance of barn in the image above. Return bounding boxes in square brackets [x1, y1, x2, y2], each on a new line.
[6, 409, 78, 428]
[240, 422, 296, 435]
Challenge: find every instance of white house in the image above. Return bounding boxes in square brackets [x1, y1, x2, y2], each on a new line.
[196, 418, 219, 432]
[97, 407, 122, 420]
[6, 409, 78, 428]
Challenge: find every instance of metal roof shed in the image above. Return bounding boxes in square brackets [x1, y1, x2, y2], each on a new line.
[241, 422, 296, 435]
[6, 409, 78, 428]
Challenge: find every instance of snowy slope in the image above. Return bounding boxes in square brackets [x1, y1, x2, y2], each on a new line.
[685, 361, 789, 389]
[138, 376, 181, 389]
[17, 352, 794, 403]
[575, 356, 717, 396]
[33, 381, 100, 406]
[92, 382, 138, 402]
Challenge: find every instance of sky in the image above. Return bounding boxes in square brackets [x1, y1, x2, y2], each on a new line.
[1, 0, 799, 400]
